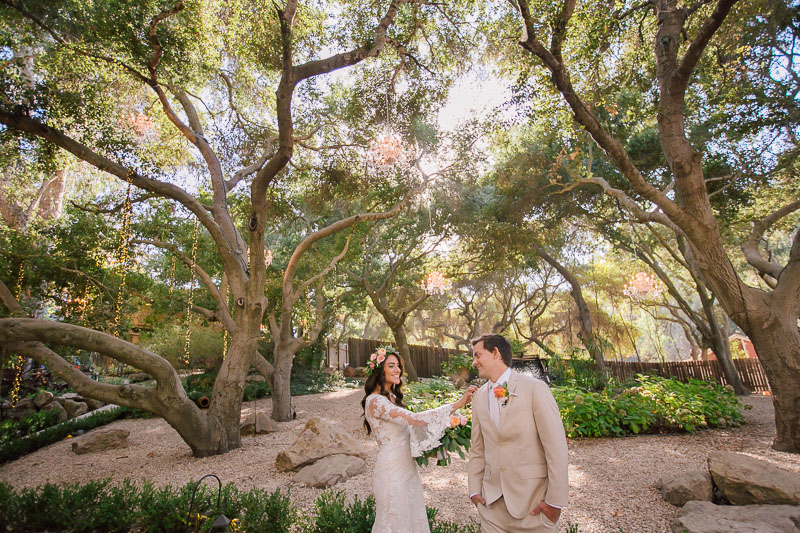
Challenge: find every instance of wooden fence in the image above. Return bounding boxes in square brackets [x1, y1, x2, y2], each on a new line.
[604, 359, 771, 393]
[329, 338, 772, 392]
[340, 337, 463, 378]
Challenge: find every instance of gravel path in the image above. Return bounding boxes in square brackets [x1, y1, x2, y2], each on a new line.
[0, 391, 796, 532]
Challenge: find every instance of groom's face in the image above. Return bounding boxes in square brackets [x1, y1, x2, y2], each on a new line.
[472, 341, 502, 380]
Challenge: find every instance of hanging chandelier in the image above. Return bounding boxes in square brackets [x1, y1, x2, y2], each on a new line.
[623, 272, 664, 300]
[421, 271, 451, 295]
[366, 132, 415, 176]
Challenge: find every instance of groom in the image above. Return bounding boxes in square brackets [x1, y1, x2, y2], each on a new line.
[468, 334, 569, 532]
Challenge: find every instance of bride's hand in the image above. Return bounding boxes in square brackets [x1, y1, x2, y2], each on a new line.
[456, 385, 478, 408]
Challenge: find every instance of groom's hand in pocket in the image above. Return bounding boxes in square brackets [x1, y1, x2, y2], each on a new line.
[470, 494, 486, 506]
[531, 502, 560, 523]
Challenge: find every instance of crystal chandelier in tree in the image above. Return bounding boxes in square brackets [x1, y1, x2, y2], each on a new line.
[421, 271, 452, 295]
[623, 272, 665, 300]
[365, 85, 414, 176]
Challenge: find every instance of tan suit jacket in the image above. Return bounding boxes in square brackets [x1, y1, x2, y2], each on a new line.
[468, 370, 569, 519]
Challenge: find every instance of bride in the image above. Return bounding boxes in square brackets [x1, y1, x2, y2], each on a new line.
[362, 348, 476, 533]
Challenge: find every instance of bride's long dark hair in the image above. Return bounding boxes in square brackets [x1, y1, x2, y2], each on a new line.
[361, 352, 406, 435]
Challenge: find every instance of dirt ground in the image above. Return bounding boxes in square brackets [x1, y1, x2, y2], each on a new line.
[1, 391, 796, 532]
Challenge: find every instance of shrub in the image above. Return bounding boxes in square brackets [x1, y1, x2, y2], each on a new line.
[0, 406, 140, 464]
[307, 489, 375, 533]
[0, 409, 64, 445]
[141, 324, 224, 371]
[0, 480, 478, 532]
[440, 352, 473, 378]
[552, 375, 744, 437]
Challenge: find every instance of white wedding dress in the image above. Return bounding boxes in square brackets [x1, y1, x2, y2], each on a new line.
[365, 393, 454, 533]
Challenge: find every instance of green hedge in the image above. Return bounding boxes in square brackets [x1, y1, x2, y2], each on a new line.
[553, 375, 745, 437]
[0, 481, 478, 532]
[0, 409, 64, 445]
[0, 407, 146, 464]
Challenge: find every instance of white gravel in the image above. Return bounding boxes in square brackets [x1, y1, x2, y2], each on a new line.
[0, 391, 796, 532]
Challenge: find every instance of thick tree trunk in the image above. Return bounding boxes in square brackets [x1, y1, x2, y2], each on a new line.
[747, 320, 800, 452]
[536, 247, 606, 380]
[270, 349, 294, 422]
[390, 325, 418, 382]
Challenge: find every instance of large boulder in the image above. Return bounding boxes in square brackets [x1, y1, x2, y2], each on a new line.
[275, 417, 366, 472]
[293, 454, 367, 488]
[63, 399, 89, 419]
[71, 429, 130, 455]
[40, 400, 68, 422]
[658, 471, 714, 506]
[240, 411, 279, 436]
[708, 452, 800, 506]
[33, 390, 54, 409]
[84, 398, 106, 411]
[672, 501, 800, 533]
[245, 374, 266, 383]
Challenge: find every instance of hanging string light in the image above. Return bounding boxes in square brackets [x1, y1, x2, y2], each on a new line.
[222, 285, 230, 360]
[421, 271, 452, 295]
[183, 219, 200, 366]
[113, 180, 133, 338]
[168, 255, 176, 294]
[10, 266, 25, 407]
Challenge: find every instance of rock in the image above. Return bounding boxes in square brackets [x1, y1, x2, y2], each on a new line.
[671, 501, 800, 533]
[33, 390, 54, 408]
[59, 393, 84, 402]
[84, 398, 106, 411]
[275, 416, 366, 472]
[40, 400, 68, 422]
[8, 398, 36, 420]
[660, 471, 714, 506]
[240, 411, 279, 436]
[71, 429, 130, 455]
[245, 374, 266, 383]
[708, 452, 800, 505]
[293, 454, 367, 488]
[63, 399, 89, 419]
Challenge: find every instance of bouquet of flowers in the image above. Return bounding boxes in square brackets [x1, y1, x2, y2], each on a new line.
[405, 378, 472, 467]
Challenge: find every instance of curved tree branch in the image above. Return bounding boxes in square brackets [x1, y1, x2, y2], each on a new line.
[742, 200, 800, 279]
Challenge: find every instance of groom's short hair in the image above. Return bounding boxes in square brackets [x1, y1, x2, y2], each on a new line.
[471, 334, 513, 367]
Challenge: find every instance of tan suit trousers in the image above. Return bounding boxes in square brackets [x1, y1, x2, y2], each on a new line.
[477, 496, 559, 533]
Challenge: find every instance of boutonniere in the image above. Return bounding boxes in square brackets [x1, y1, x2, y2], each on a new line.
[493, 382, 516, 407]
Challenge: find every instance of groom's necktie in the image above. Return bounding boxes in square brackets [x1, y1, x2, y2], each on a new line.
[488, 381, 501, 430]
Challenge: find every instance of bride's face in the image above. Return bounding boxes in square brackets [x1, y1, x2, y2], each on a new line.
[383, 355, 402, 386]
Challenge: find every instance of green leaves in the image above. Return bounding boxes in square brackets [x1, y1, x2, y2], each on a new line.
[552, 375, 745, 438]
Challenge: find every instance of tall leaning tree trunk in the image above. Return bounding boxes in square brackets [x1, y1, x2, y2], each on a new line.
[390, 324, 418, 382]
[536, 248, 606, 381]
[515, 0, 800, 450]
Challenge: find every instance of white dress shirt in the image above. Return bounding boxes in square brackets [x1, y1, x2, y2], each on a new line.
[487, 367, 513, 430]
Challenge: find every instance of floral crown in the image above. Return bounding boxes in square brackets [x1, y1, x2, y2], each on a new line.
[365, 346, 395, 377]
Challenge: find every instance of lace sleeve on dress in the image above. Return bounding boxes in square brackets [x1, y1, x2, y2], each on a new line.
[367, 395, 454, 457]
